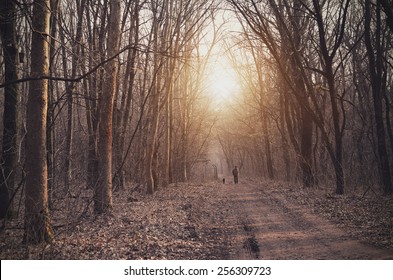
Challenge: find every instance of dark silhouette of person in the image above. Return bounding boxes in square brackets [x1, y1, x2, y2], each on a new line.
[232, 166, 239, 184]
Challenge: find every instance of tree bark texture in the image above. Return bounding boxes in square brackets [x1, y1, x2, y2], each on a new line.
[94, 0, 121, 213]
[24, 0, 54, 243]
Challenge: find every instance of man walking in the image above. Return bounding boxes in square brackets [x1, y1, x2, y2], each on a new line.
[232, 166, 239, 184]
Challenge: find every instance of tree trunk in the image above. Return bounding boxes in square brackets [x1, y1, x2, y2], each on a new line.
[145, 80, 160, 194]
[47, 0, 60, 208]
[59, 0, 86, 193]
[262, 111, 274, 179]
[0, 0, 19, 219]
[93, 0, 121, 213]
[312, 0, 348, 194]
[299, 105, 314, 188]
[273, 0, 314, 188]
[364, 0, 392, 195]
[114, 2, 139, 190]
[24, 0, 54, 243]
[84, 1, 100, 190]
[279, 93, 291, 181]
[327, 72, 345, 195]
[145, 3, 163, 193]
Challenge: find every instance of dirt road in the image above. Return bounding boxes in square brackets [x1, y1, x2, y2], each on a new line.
[219, 181, 393, 259]
[3, 179, 393, 259]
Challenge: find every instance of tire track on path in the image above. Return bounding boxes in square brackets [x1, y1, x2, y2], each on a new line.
[219, 181, 393, 259]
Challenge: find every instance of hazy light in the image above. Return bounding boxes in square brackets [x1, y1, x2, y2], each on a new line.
[200, 9, 242, 106]
[205, 58, 240, 104]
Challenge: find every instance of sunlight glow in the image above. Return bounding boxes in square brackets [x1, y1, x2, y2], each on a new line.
[205, 58, 240, 104]
[200, 10, 242, 106]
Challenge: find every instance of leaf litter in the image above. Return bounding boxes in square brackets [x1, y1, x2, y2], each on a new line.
[1, 179, 392, 259]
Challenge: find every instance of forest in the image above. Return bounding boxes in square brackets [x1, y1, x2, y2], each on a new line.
[1, 0, 393, 259]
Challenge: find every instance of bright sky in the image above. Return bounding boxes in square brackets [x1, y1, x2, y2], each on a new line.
[200, 9, 242, 106]
[204, 55, 240, 104]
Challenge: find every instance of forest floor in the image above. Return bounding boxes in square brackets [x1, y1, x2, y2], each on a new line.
[1, 178, 393, 259]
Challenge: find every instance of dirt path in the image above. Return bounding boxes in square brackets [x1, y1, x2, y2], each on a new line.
[220, 181, 393, 259]
[2, 179, 393, 259]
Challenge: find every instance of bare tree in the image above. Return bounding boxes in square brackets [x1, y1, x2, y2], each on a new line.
[364, 0, 392, 195]
[114, 0, 141, 190]
[59, 0, 87, 192]
[24, 0, 54, 243]
[309, 0, 350, 194]
[93, 0, 121, 213]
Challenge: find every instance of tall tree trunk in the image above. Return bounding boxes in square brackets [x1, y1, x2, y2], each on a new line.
[262, 110, 274, 179]
[58, 9, 73, 193]
[84, 0, 99, 190]
[59, 0, 86, 193]
[168, 86, 174, 184]
[244, 32, 275, 180]
[161, 0, 177, 188]
[145, 73, 160, 194]
[364, 0, 392, 195]
[279, 93, 291, 181]
[312, 0, 348, 194]
[271, 0, 314, 188]
[146, 94, 160, 194]
[299, 106, 314, 188]
[0, 0, 19, 219]
[326, 69, 345, 195]
[145, 3, 163, 193]
[114, 2, 139, 190]
[93, 0, 121, 213]
[47, 0, 60, 208]
[180, 59, 190, 182]
[24, 0, 54, 243]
